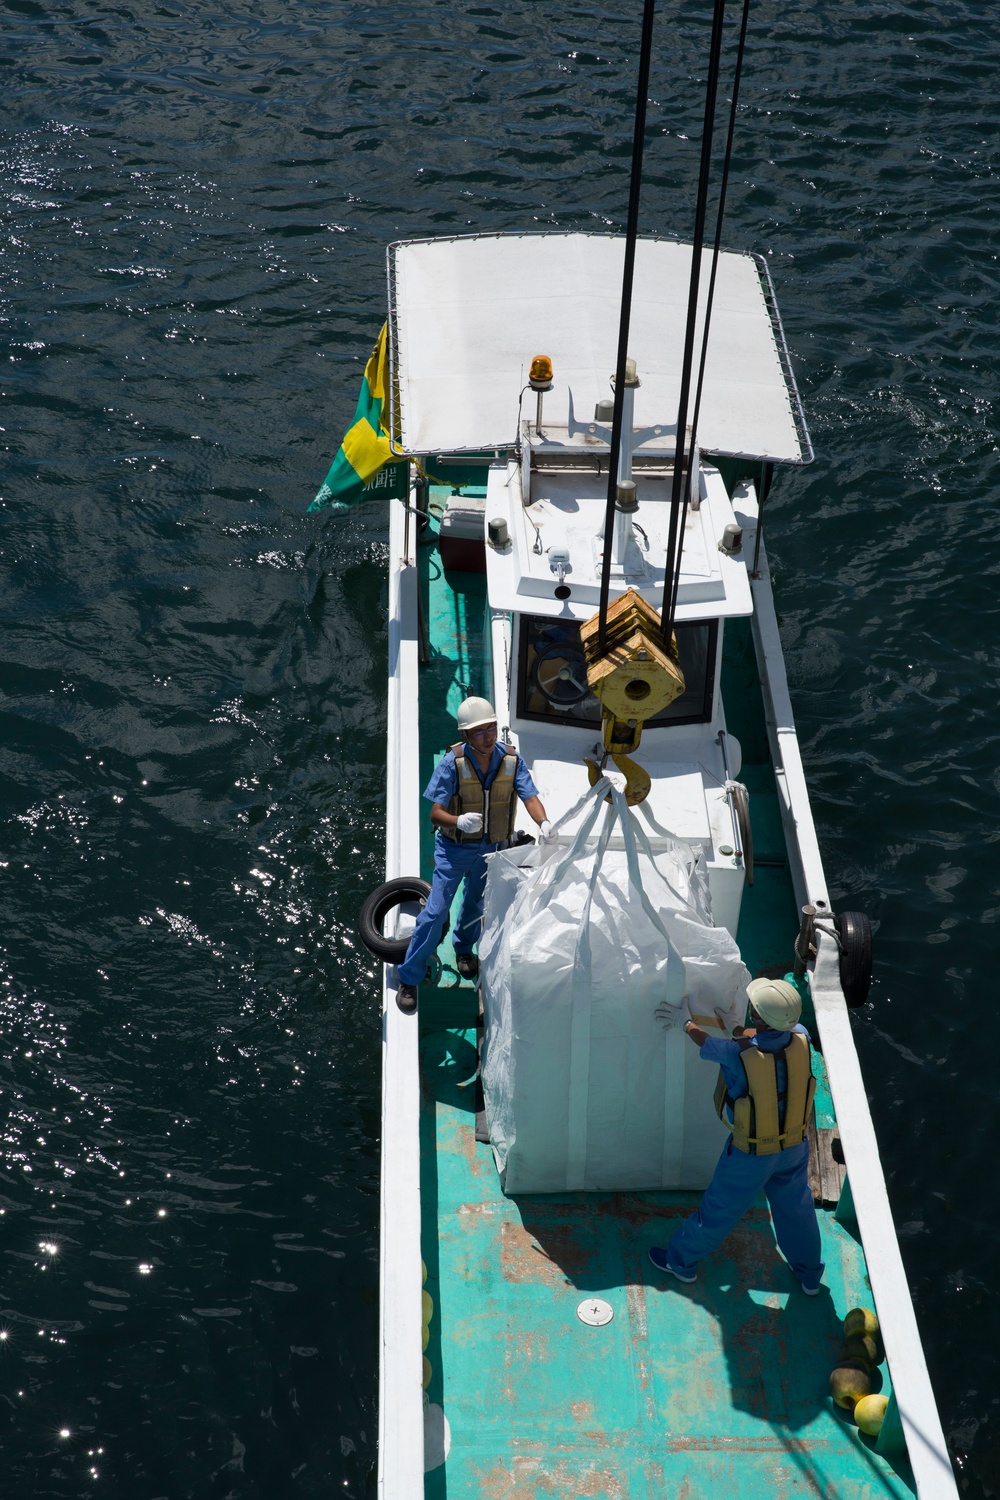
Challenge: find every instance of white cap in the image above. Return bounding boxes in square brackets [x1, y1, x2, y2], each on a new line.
[456, 696, 497, 733]
[747, 978, 801, 1030]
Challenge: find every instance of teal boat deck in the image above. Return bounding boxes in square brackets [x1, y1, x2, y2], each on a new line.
[415, 487, 913, 1500]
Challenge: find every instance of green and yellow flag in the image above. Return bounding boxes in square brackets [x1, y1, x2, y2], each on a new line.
[309, 324, 409, 511]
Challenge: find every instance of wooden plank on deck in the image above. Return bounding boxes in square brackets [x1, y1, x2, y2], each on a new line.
[808, 1116, 847, 1208]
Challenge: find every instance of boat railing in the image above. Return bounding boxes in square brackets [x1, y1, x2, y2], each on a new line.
[752, 252, 815, 467]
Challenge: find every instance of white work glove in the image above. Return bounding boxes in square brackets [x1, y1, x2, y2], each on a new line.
[538, 820, 555, 844]
[455, 812, 483, 834]
[655, 996, 692, 1031]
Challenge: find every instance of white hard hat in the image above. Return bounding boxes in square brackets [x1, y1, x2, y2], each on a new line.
[456, 696, 497, 733]
[747, 978, 801, 1030]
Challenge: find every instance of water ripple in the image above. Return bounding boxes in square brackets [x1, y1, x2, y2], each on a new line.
[1, 0, 997, 1493]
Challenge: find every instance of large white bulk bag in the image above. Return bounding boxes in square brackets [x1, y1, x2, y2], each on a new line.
[479, 778, 751, 1194]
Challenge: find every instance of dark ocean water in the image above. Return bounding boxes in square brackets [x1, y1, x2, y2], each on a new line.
[1, 0, 997, 1494]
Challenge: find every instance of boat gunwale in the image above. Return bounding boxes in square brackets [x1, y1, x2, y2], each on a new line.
[378, 497, 425, 1500]
[743, 491, 956, 1499]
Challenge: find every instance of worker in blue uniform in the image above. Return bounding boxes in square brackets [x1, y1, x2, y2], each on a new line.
[395, 696, 551, 1014]
[649, 978, 824, 1294]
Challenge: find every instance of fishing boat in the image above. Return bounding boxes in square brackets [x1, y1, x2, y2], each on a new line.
[331, 14, 958, 1499]
[361, 224, 957, 1500]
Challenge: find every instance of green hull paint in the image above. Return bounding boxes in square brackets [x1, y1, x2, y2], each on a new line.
[414, 481, 913, 1499]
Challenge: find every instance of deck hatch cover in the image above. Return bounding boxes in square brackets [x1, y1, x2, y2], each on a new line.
[577, 1297, 615, 1327]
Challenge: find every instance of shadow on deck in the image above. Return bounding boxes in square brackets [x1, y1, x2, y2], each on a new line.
[419, 1019, 913, 1500]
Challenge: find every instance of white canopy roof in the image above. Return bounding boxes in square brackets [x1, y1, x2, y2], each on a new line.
[386, 233, 810, 464]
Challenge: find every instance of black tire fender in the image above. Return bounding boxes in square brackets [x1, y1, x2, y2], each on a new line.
[358, 877, 435, 964]
[835, 910, 873, 1008]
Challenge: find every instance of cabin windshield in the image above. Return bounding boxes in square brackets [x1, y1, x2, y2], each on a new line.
[516, 615, 718, 730]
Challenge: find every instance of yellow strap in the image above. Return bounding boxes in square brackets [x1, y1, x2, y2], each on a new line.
[456, 757, 484, 812]
[741, 1050, 782, 1155]
[780, 1033, 813, 1148]
[444, 747, 484, 842]
[485, 754, 517, 842]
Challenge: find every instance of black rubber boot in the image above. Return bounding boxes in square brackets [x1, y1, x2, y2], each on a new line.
[396, 982, 418, 1014]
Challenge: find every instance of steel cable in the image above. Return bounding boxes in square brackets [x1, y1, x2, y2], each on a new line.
[659, 0, 729, 644]
[665, 0, 753, 636]
[596, 0, 657, 654]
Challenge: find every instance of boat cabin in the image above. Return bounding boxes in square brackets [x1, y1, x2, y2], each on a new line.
[389, 230, 811, 936]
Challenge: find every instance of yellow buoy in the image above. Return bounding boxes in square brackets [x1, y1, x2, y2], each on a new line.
[422, 1356, 432, 1389]
[422, 1322, 429, 1352]
[839, 1333, 879, 1370]
[844, 1307, 879, 1340]
[422, 1290, 434, 1326]
[830, 1363, 872, 1410]
[855, 1394, 889, 1436]
[421, 1260, 427, 1286]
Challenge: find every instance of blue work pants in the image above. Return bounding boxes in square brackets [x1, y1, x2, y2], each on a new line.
[397, 836, 502, 985]
[668, 1137, 824, 1290]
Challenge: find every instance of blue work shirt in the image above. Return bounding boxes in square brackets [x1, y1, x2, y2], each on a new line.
[700, 1023, 812, 1125]
[424, 743, 539, 850]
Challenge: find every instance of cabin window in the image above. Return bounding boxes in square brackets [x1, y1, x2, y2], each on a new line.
[516, 615, 718, 729]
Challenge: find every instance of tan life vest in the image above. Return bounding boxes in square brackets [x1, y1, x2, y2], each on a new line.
[713, 1032, 816, 1156]
[442, 742, 519, 845]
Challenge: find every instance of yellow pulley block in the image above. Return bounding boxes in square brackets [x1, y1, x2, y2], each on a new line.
[580, 588, 685, 722]
[579, 589, 685, 807]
